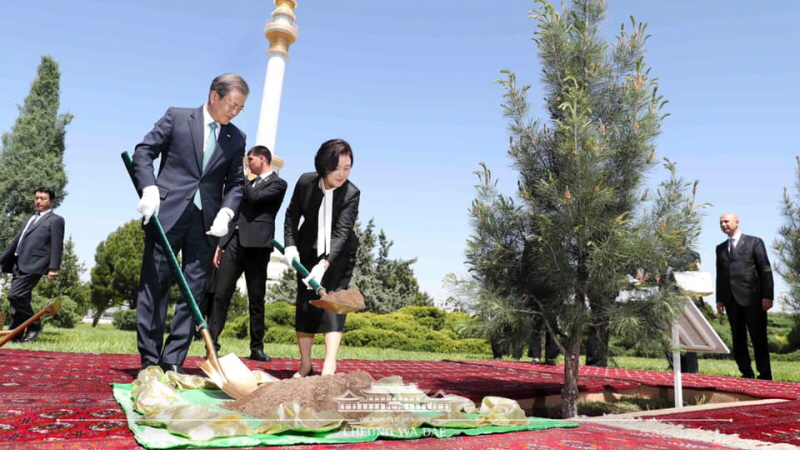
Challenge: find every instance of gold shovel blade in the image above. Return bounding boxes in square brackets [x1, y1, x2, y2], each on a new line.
[198, 353, 259, 400]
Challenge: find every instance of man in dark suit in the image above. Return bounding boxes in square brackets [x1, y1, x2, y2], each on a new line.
[132, 74, 247, 373]
[716, 213, 774, 380]
[208, 145, 286, 362]
[0, 187, 65, 342]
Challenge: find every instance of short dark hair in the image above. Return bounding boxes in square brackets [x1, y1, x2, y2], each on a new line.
[209, 73, 250, 99]
[314, 139, 353, 178]
[35, 187, 56, 201]
[247, 145, 272, 165]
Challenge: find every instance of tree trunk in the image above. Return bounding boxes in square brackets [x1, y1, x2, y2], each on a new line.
[561, 334, 582, 418]
[91, 311, 102, 327]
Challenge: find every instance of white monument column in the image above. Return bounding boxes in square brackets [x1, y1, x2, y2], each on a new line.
[256, 0, 298, 169]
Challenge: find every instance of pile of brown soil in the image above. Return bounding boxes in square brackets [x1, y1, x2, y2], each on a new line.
[224, 370, 374, 420]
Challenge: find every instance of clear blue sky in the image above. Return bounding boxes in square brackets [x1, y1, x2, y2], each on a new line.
[0, 1, 798, 307]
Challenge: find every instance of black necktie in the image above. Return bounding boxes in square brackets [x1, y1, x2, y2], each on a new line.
[728, 238, 735, 255]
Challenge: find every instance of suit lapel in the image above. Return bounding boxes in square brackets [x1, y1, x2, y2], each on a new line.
[189, 107, 204, 174]
[25, 213, 50, 236]
[734, 235, 749, 256]
[332, 181, 351, 217]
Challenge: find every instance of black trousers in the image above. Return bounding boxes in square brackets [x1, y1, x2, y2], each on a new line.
[136, 204, 215, 368]
[726, 300, 771, 380]
[208, 232, 270, 352]
[7, 265, 43, 332]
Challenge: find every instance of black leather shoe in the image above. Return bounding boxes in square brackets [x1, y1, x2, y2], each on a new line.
[21, 329, 40, 343]
[248, 350, 272, 362]
[159, 363, 185, 374]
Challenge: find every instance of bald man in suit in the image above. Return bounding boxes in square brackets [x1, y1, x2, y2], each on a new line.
[716, 213, 774, 380]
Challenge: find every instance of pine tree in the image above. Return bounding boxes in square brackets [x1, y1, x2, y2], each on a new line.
[461, 0, 705, 418]
[0, 55, 73, 246]
[351, 220, 432, 313]
[775, 155, 800, 313]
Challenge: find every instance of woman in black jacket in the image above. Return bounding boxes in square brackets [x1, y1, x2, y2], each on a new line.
[283, 139, 360, 377]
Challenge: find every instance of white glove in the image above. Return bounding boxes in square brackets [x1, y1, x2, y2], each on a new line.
[137, 185, 160, 225]
[206, 208, 234, 237]
[283, 246, 299, 267]
[302, 262, 327, 290]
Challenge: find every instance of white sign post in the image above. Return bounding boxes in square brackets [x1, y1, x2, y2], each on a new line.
[671, 272, 730, 407]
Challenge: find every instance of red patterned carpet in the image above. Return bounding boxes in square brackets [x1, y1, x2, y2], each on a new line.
[655, 400, 800, 446]
[0, 349, 782, 450]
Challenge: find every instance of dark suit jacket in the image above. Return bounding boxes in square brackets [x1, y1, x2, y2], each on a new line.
[716, 234, 774, 307]
[284, 172, 360, 268]
[0, 211, 65, 275]
[221, 172, 287, 249]
[132, 106, 245, 239]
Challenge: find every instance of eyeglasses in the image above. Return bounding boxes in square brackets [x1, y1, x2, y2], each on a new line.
[219, 95, 244, 113]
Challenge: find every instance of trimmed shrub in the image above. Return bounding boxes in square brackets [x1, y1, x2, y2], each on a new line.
[343, 327, 411, 349]
[396, 306, 445, 330]
[370, 313, 428, 336]
[451, 338, 492, 354]
[414, 330, 456, 352]
[343, 313, 372, 332]
[112, 308, 137, 331]
[264, 326, 296, 344]
[769, 333, 791, 354]
[264, 301, 295, 328]
[787, 323, 800, 352]
[221, 315, 249, 339]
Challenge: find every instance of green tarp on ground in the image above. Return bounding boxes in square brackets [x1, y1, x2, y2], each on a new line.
[112, 383, 578, 449]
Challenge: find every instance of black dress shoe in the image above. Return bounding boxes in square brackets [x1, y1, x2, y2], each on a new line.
[159, 363, 185, 374]
[21, 329, 40, 343]
[248, 350, 272, 362]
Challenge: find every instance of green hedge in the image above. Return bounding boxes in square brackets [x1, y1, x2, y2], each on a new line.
[255, 302, 491, 355]
[221, 315, 249, 339]
[395, 306, 445, 331]
[264, 301, 295, 328]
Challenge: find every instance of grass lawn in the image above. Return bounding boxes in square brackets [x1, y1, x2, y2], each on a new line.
[6, 323, 800, 382]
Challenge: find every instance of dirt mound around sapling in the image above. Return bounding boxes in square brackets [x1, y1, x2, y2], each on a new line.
[224, 370, 374, 420]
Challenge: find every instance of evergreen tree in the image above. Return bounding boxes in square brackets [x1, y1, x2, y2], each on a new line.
[351, 219, 432, 313]
[267, 267, 297, 304]
[0, 55, 73, 246]
[89, 219, 144, 326]
[775, 155, 800, 313]
[460, 0, 704, 418]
